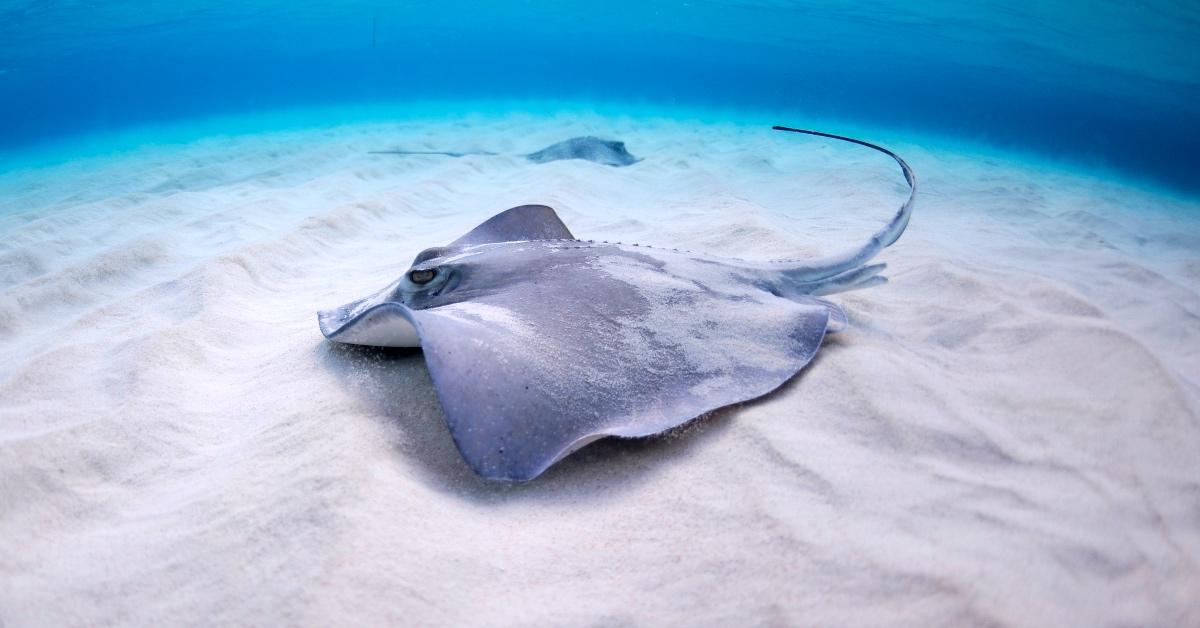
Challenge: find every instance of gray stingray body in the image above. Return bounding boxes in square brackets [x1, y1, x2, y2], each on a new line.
[323, 127, 916, 481]
[369, 136, 641, 167]
[524, 136, 640, 166]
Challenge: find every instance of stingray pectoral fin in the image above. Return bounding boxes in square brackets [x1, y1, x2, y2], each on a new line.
[408, 294, 831, 481]
[318, 302, 421, 348]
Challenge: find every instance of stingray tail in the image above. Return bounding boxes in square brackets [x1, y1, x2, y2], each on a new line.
[770, 126, 916, 285]
[367, 150, 500, 157]
[805, 263, 888, 296]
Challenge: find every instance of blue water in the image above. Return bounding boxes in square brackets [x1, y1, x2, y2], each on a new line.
[2, 1, 1198, 192]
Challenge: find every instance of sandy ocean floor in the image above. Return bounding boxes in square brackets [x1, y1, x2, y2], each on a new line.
[1, 110, 1198, 626]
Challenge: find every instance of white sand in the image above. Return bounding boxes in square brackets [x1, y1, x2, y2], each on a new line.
[1, 110, 1198, 626]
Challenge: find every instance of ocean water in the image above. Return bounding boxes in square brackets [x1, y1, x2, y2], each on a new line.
[2, 1, 1198, 192]
[4, 3, 1200, 627]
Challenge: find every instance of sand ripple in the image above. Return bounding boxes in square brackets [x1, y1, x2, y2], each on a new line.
[1, 112, 1198, 626]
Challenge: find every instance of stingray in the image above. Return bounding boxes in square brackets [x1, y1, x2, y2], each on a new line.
[368, 136, 641, 167]
[321, 126, 916, 481]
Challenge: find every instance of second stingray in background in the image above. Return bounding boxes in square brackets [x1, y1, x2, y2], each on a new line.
[324, 126, 916, 481]
[369, 136, 642, 167]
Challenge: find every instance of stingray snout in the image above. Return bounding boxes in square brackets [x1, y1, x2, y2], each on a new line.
[318, 301, 422, 348]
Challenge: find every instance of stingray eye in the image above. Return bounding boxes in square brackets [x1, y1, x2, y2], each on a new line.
[409, 268, 437, 285]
